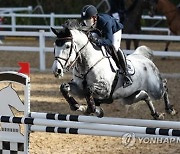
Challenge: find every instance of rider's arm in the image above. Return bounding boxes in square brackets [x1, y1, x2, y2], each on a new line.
[96, 22, 113, 46]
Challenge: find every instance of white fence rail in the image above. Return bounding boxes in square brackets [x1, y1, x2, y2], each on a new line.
[0, 6, 32, 14]
[0, 31, 179, 71]
[0, 13, 169, 33]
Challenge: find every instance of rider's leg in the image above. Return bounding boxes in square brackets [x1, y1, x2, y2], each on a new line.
[112, 30, 132, 88]
[117, 48, 132, 88]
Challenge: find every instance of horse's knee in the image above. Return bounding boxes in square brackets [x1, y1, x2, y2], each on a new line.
[60, 83, 70, 94]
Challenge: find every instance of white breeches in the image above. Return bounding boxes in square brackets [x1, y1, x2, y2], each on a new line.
[112, 29, 122, 51]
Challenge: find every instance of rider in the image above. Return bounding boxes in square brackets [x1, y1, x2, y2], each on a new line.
[81, 4, 132, 88]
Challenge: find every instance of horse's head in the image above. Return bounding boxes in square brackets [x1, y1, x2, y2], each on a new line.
[51, 27, 76, 78]
[51, 23, 89, 78]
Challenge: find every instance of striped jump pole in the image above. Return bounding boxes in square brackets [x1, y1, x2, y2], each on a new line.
[1, 115, 180, 137]
[30, 125, 180, 140]
[30, 112, 180, 129]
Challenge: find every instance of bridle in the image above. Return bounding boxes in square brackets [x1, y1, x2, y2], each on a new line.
[54, 36, 89, 71]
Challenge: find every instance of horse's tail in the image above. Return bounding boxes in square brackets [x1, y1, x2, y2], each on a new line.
[133, 45, 154, 61]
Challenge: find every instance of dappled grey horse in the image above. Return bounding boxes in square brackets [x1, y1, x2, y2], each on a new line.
[51, 22, 176, 119]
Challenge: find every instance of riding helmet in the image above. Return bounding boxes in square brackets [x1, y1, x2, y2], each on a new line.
[81, 5, 98, 20]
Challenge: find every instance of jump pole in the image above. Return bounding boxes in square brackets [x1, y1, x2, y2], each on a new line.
[30, 125, 180, 140]
[1, 115, 180, 137]
[30, 112, 180, 129]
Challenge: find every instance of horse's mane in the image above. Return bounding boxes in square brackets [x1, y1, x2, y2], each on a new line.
[63, 19, 81, 30]
[55, 19, 84, 39]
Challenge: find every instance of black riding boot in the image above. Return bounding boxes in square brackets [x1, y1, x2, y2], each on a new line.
[116, 49, 133, 88]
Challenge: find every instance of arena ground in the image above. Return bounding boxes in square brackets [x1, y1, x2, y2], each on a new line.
[0, 39, 180, 153]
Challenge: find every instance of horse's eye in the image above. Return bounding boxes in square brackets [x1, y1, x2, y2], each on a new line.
[66, 45, 70, 49]
[55, 40, 61, 46]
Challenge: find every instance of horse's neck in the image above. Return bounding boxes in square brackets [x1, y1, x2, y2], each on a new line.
[76, 43, 104, 72]
[158, 0, 177, 24]
[84, 43, 105, 65]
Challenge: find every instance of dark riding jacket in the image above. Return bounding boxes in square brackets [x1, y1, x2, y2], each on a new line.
[96, 13, 123, 46]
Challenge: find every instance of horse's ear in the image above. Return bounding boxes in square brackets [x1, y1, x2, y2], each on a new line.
[51, 27, 59, 36]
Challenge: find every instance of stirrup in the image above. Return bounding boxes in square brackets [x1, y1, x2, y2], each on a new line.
[123, 76, 132, 88]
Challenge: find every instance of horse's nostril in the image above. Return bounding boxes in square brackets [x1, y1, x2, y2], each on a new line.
[58, 69, 61, 74]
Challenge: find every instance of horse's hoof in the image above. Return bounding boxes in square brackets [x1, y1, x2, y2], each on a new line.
[77, 105, 87, 113]
[158, 113, 165, 120]
[152, 112, 165, 120]
[166, 109, 177, 116]
[95, 107, 104, 118]
[70, 104, 80, 111]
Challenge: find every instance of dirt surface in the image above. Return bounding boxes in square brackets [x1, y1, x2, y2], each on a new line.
[0, 39, 180, 153]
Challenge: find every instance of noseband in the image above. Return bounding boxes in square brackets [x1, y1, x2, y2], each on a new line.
[54, 36, 89, 71]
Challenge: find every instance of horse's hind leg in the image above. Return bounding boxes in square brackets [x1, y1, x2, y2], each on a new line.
[163, 79, 177, 115]
[131, 90, 164, 120]
[144, 96, 165, 120]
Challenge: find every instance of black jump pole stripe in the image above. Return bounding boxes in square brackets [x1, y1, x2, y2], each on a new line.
[46, 113, 56, 120]
[12, 117, 23, 123]
[172, 130, 180, 136]
[0, 116, 34, 125]
[69, 115, 79, 122]
[146, 128, 156, 135]
[159, 128, 169, 136]
[57, 114, 67, 121]
[1, 116, 10, 123]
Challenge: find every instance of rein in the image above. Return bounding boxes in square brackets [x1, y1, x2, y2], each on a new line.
[67, 39, 89, 70]
[75, 56, 107, 88]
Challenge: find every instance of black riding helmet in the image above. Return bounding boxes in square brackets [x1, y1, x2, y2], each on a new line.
[81, 5, 98, 20]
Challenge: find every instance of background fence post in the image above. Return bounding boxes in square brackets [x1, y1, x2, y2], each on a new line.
[50, 12, 55, 31]
[39, 30, 46, 71]
[11, 13, 16, 31]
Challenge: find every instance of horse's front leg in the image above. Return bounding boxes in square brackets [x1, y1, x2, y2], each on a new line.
[83, 87, 104, 118]
[84, 86, 96, 114]
[83, 81, 109, 117]
[60, 82, 80, 111]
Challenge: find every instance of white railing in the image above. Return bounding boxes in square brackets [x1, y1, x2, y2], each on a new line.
[0, 30, 179, 71]
[0, 6, 32, 14]
[0, 13, 80, 31]
[0, 13, 168, 33]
